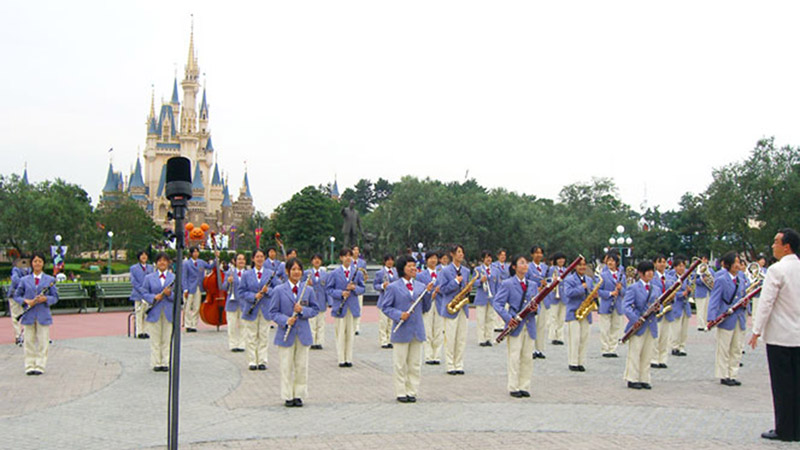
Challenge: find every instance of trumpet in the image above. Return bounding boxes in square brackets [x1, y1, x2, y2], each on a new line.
[575, 274, 603, 320]
[446, 273, 480, 315]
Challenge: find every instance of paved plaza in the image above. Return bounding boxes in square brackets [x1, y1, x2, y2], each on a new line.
[0, 309, 793, 449]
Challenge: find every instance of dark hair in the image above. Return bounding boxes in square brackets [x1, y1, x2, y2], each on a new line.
[509, 255, 528, 276]
[339, 247, 353, 258]
[136, 250, 148, 259]
[234, 252, 246, 263]
[253, 249, 266, 258]
[637, 260, 654, 274]
[425, 252, 438, 262]
[720, 251, 738, 270]
[606, 253, 620, 266]
[382, 253, 395, 263]
[606, 247, 620, 256]
[757, 254, 767, 262]
[188, 246, 199, 255]
[673, 254, 687, 267]
[285, 257, 303, 273]
[287, 248, 297, 255]
[450, 244, 465, 255]
[30, 251, 46, 264]
[529, 245, 543, 255]
[311, 253, 323, 261]
[778, 228, 800, 254]
[395, 255, 415, 278]
[652, 254, 666, 263]
[480, 250, 492, 259]
[496, 248, 507, 257]
[155, 252, 171, 263]
[266, 246, 277, 253]
[551, 252, 566, 264]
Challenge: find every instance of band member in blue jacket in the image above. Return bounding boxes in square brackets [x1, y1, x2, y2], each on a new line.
[494, 255, 537, 397]
[326, 248, 366, 367]
[129, 251, 154, 339]
[374, 254, 397, 349]
[8, 256, 31, 345]
[491, 249, 511, 331]
[241, 249, 275, 371]
[417, 252, 443, 365]
[352, 245, 367, 335]
[381, 255, 434, 403]
[270, 258, 319, 407]
[181, 246, 217, 332]
[546, 252, 568, 345]
[14, 252, 58, 375]
[667, 256, 693, 357]
[564, 259, 596, 372]
[305, 254, 329, 350]
[709, 251, 749, 386]
[650, 255, 671, 369]
[623, 260, 659, 389]
[474, 250, 496, 347]
[598, 253, 626, 357]
[526, 246, 548, 358]
[141, 252, 175, 372]
[265, 246, 287, 284]
[222, 253, 247, 352]
[693, 255, 714, 331]
[438, 244, 472, 375]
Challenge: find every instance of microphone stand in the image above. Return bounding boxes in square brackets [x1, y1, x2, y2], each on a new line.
[167, 194, 186, 450]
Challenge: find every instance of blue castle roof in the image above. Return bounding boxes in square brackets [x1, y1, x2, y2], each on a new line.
[129, 158, 145, 189]
[171, 77, 180, 104]
[156, 164, 167, 197]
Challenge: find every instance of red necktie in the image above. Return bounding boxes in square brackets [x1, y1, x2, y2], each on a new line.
[645, 285, 650, 292]
[431, 272, 437, 279]
[258, 271, 262, 280]
[292, 285, 298, 295]
[194, 261, 197, 267]
[661, 276, 665, 290]
[160, 274, 166, 280]
[487, 267, 491, 276]
[142, 265, 146, 272]
[315, 271, 320, 278]
[406, 282, 413, 292]
[613, 273, 617, 281]
[35, 277, 39, 286]
[520, 281, 527, 293]
[536, 266, 541, 274]
[237, 271, 242, 278]
[345, 270, 350, 279]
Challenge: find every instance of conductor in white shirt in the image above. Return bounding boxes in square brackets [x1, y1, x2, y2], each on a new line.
[749, 228, 800, 442]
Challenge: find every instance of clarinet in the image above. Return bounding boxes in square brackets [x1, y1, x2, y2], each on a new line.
[15, 281, 56, 322]
[336, 268, 358, 316]
[144, 280, 176, 315]
[283, 277, 313, 341]
[247, 270, 278, 315]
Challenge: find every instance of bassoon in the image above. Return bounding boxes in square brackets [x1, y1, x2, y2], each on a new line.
[495, 255, 584, 344]
[619, 258, 701, 344]
[706, 282, 762, 330]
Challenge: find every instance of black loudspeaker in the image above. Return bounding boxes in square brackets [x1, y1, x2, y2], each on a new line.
[165, 157, 192, 201]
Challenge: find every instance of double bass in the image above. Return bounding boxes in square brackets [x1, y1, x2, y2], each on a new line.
[200, 232, 227, 328]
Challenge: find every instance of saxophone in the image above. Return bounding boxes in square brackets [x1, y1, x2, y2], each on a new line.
[575, 274, 603, 320]
[446, 272, 480, 315]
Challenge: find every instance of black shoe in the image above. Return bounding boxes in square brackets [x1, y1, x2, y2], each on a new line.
[494, 328, 504, 332]
[650, 363, 659, 368]
[406, 396, 416, 403]
[659, 363, 668, 369]
[186, 328, 197, 333]
[137, 333, 146, 339]
[640, 383, 652, 390]
[431, 360, 440, 365]
[142, 333, 150, 339]
[456, 370, 465, 375]
[285, 400, 295, 407]
[388, 343, 393, 348]
[235, 348, 245, 352]
[479, 342, 489, 347]
[258, 364, 267, 371]
[310, 345, 321, 350]
[484, 341, 492, 347]
[602, 353, 614, 358]
[425, 360, 436, 365]
[577, 365, 586, 372]
[249, 365, 258, 371]
[381, 344, 391, 349]
[627, 381, 642, 389]
[397, 396, 409, 403]
[677, 351, 687, 357]
[697, 327, 705, 331]
[345, 362, 353, 367]
[761, 430, 780, 440]
[339, 363, 347, 368]
[721, 378, 734, 386]
[293, 398, 303, 407]
[569, 365, 581, 372]
[552, 340, 564, 345]
[519, 390, 530, 397]
[609, 353, 618, 358]
[510, 391, 523, 398]
[671, 349, 680, 356]
[447, 370, 458, 375]
[730, 378, 742, 386]
[26, 370, 36, 376]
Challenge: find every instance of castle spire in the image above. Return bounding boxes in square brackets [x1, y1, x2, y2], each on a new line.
[171, 77, 180, 104]
[22, 162, 29, 185]
[149, 85, 155, 119]
[185, 15, 199, 82]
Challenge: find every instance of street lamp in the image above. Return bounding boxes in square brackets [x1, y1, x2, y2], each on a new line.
[107, 231, 114, 275]
[329, 236, 336, 265]
[609, 225, 633, 267]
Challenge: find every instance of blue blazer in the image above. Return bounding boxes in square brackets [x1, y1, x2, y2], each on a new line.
[270, 281, 319, 347]
[415, 268, 439, 288]
[650, 272, 675, 323]
[182, 258, 215, 294]
[544, 265, 567, 308]
[14, 274, 58, 326]
[597, 268, 626, 315]
[707, 271, 748, 330]
[303, 267, 331, 310]
[265, 259, 287, 284]
[473, 264, 498, 307]
[437, 263, 472, 319]
[693, 267, 714, 298]
[221, 268, 247, 312]
[8, 266, 30, 297]
[129, 263, 154, 301]
[141, 271, 176, 323]
[526, 261, 549, 286]
[623, 281, 658, 338]
[492, 277, 537, 340]
[380, 278, 432, 343]
[564, 272, 596, 324]
[666, 276, 692, 322]
[373, 267, 397, 308]
[240, 267, 276, 321]
[325, 266, 366, 318]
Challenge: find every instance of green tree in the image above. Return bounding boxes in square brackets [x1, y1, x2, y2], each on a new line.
[235, 211, 270, 252]
[272, 186, 342, 258]
[95, 196, 163, 258]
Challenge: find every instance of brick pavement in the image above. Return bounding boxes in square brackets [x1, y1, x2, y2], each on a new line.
[0, 308, 783, 449]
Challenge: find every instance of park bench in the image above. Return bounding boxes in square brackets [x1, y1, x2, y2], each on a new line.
[56, 283, 90, 313]
[95, 282, 133, 312]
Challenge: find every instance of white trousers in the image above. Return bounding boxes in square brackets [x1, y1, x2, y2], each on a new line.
[23, 323, 50, 372]
[423, 309, 444, 362]
[651, 320, 672, 365]
[134, 300, 147, 336]
[443, 310, 468, 371]
[147, 313, 172, 368]
[671, 313, 690, 352]
[474, 304, 495, 344]
[184, 290, 202, 329]
[506, 332, 535, 392]
[624, 331, 655, 383]
[311, 311, 326, 347]
[694, 295, 710, 330]
[226, 309, 243, 350]
[567, 320, 590, 366]
[9, 300, 23, 339]
[548, 302, 566, 341]
[243, 311, 270, 366]
[393, 340, 422, 397]
[355, 295, 363, 332]
[534, 308, 548, 353]
[279, 337, 309, 401]
[335, 311, 355, 363]
[379, 311, 392, 346]
[715, 326, 744, 379]
[598, 312, 623, 354]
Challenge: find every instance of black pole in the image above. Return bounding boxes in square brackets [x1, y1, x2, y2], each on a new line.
[168, 197, 186, 449]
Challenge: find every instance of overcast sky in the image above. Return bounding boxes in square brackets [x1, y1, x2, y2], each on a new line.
[2, 1, 799, 214]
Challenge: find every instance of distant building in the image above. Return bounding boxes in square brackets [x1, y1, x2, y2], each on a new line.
[101, 25, 254, 230]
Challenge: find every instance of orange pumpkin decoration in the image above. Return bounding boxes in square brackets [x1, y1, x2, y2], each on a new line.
[185, 223, 195, 231]
[200, 223, 210, 232]
[189, 227, 205, 240]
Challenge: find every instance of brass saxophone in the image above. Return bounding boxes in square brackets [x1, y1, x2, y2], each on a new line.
[575, 274, 603, 320]
[446, 272, 480, 315]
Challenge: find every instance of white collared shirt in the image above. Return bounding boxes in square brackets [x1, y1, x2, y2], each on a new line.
[754, 254, 800, 346]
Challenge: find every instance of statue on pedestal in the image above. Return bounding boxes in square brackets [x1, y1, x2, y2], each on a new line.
[341, 200, 362, 249]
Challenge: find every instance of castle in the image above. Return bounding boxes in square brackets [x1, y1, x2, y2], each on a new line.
[101, 26, 254, 231]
